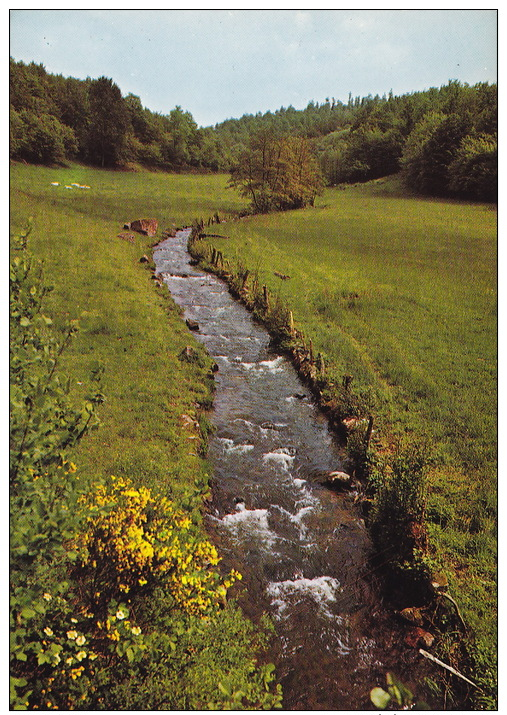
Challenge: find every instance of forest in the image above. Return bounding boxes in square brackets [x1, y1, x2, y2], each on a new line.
[10, 57, 497, 202]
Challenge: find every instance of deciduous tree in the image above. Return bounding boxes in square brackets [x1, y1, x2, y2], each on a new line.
[401, 112, 471, 195]
[228, 130, 323, 212]
[448, 133, 497, 201]
[85, 77, 129, 167]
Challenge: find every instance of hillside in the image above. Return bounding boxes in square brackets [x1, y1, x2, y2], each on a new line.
[10, 57, 496, 201]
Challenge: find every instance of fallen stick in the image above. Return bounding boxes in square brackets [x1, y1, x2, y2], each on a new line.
[438, 591, 467, 631]
[418, 649, 479, 689]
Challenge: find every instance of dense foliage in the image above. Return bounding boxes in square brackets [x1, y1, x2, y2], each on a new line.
[212, 82, 497, 201]
[9, 59, 207, 170]
[315, 81, 497, 199]
[228, 129, 323, 212]
[10, 58, 496, 201]
[10, 227, 282, 710]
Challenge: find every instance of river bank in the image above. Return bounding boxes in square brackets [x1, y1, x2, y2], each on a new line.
[10, 165, 283, 710]
[185, 189, 496, 709]
[154, 227, 446, 709]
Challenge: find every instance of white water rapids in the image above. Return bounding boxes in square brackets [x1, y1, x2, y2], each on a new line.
[153, 228, 431, 709]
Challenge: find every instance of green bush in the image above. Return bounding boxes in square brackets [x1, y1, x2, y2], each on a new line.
[369, 442, 430, 573]
[10, 109, 77, 164]
[448, 133, 497, 201]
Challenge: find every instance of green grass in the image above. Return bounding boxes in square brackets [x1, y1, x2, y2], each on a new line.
[196, 176, 497, 703]
[10, 161, 285, 709]
[9, 163, 243, 500]
[10, 163, 497, 704]
[213, 179, 496, 473]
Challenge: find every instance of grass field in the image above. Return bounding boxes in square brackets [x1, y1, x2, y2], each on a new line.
[9, 164, 241, 500]
[10, 163, 497, 705]
[196, 176, 497, 704]
[10, 162, 286, 709]
[212, 178, 496, 475]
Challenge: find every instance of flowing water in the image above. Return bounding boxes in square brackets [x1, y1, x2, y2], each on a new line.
[153, 229, 431, 710]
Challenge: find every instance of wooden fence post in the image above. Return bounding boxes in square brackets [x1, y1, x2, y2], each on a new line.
[364, 416, 374, 451]
[289, 311, 295, 336]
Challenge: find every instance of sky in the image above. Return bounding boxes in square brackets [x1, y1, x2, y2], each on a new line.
[9, 8, 498, 128]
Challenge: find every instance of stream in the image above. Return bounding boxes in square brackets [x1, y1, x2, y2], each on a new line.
[153, 228, 431, 710]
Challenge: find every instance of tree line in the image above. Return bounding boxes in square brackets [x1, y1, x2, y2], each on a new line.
[315, 81, 497, 200]
[9, 59, 217, 170]
[10, 57, 496, 202]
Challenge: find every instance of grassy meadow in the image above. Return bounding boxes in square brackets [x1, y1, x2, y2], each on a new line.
[213, 178, 496, 476]
[10, 164, 243, 500]
[10, 163, 288, 709]
[197, 176, 497, 701]
[10, 163, 497, 704]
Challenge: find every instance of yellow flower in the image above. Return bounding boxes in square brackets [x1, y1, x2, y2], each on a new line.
[131, 626, 142, 636]
[66, 630, 78, 640]
[139, 540, 154, 559]
[76, 635, 86, 646]
[43, 593, 52, 601]
[76, 651, 87, 661]
[116, 609, 127, 620]
[124, 489, 140, 499]
[70, 666, 84, 680]
[43, 627, 53, 637]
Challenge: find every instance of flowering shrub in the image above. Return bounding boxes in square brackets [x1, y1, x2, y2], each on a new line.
[11, 471, 245, 709]
[75, 475, 242, 617]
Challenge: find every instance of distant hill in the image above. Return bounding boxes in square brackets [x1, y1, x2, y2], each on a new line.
[10, 57, 496, 200]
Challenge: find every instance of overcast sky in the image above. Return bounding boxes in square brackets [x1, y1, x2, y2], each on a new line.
[9, 9, 497, 128]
